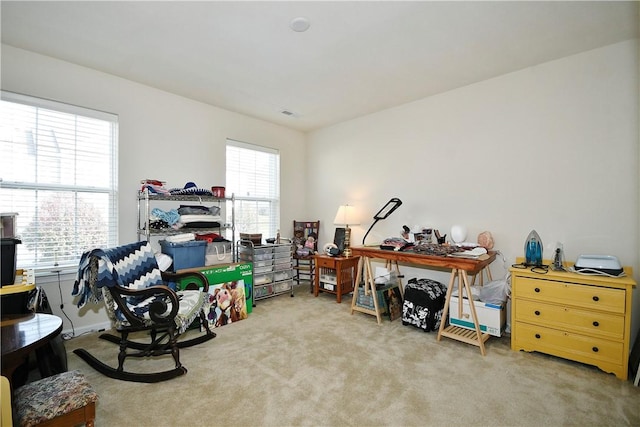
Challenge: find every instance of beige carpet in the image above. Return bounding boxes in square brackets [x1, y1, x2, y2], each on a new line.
[64, 284, 640, 427]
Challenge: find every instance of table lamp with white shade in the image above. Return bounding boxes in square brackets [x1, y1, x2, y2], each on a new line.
[333, 204, 359, 257]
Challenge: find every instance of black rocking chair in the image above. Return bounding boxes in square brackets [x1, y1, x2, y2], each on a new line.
[72, 241, 215, 383]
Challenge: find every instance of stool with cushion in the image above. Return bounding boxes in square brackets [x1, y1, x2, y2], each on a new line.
[14, 370, 98, 427]
[401, 278, 448, 332]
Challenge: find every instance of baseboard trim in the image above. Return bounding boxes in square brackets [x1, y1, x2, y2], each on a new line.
[63, 321, 111, 338]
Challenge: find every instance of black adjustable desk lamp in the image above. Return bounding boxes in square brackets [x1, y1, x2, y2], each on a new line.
[362, 198, 403, 245]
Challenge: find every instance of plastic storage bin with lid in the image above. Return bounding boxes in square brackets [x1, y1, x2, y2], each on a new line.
[160, 239, 207, 271]
[1, 213, 21, 286]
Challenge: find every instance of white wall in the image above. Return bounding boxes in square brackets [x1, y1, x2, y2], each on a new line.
[2, 40, 639, 340]
[307, 40, 640, 335]
[1, 45, 307, 334]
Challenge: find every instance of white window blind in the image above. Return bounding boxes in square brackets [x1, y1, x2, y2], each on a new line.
[226, 139, 280, 239]
[0, 91, 118, 273]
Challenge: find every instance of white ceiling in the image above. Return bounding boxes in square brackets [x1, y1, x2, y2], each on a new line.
[1, 1, 638, 132]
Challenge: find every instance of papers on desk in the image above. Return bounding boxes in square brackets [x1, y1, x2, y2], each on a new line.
[455, 242, 480, 248]
[449, 247, 488, 259]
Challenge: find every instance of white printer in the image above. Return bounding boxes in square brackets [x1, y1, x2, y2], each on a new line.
[574, 254, 624, 276]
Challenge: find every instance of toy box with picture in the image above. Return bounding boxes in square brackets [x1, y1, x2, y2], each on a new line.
[176, 262, 254, 328]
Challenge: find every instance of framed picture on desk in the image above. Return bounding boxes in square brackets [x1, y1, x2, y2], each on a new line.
[333, 228, 346, 253]
[384, 287, 403, 321]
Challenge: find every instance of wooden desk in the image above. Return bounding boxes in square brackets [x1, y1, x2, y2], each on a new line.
[314, 255, 360, 303]
[350, 246, 496, 354]
[0, 283, 36, 296]
[1, 313, 63, 389]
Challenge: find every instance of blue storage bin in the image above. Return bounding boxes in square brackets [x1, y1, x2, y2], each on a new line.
[160, 239, 207, 271]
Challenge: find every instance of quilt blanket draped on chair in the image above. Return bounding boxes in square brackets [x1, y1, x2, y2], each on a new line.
[70, 241, 215, 382]
[72, 241, 202, 334]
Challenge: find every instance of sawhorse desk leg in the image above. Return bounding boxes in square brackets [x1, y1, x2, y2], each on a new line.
[350, 256, 403, 325]
[350, 256, 364, 314]
[471, 265, 492, 286]
[437, 268, 490, 355]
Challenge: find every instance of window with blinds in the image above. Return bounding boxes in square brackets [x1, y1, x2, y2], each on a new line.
[226, 139, 280, 239]
[0, 91, 118, 273]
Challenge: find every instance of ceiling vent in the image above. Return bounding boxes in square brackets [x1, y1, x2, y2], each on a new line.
[281, 110, 294, 116]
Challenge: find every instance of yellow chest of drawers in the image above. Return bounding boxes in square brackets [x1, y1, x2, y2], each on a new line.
[510, 265, 636, 380]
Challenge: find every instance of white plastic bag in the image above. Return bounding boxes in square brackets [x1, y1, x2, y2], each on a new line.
[479, 274, 511, 305]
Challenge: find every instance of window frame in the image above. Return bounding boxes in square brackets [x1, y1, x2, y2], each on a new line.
[225, 139, 280, 240]
[0, 91, 119, 275]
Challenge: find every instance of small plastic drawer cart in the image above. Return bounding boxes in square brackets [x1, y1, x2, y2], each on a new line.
[237, 240, 293, 304]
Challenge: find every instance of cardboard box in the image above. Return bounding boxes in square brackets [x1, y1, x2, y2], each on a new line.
[240, 233, 262, 245]
[321, 282, 335, 291]
[320, 273, 337, 284]
[176, 262, 254, 315]
[448, 296, 506, 337]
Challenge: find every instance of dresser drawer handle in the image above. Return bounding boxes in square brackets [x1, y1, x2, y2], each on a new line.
[534, 310, 540, 316]
[592, 321, 599, 327]
[592, 296, 599, 302]
[535, 334, 541, 339]
[534, 288, 540, 293]
[592, 347, 599, 353]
